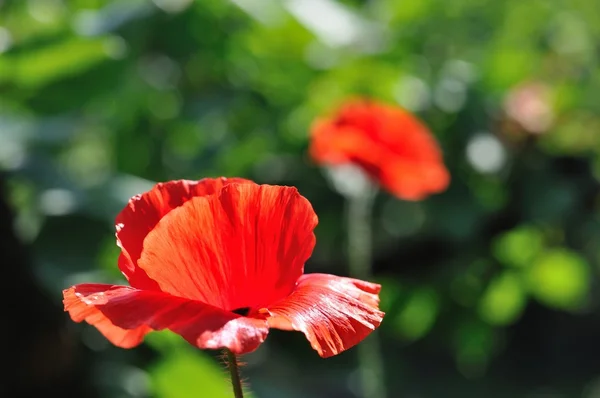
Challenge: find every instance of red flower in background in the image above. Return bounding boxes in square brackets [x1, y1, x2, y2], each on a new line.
[63, 178, 383, 358]
[310, 99, 450, 200]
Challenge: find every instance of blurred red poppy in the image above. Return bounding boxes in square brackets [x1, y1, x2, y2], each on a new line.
[310, 99, 450, 200]
[63, 177, 383, 357]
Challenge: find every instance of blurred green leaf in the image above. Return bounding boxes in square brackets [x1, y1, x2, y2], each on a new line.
[96, 236, 123, 280]
[484, 47, 537, 91]
[376, 276, 403, 314]
[150, 350, 241, 398]
[1, 36, 110, 88]
[453, 320, 496, 379]
[492, 225, 544, 268]
[145, 331, 189, 353]
[216, 133, 273, 176]
[526, 249, 590, 311]
[540, 112, 600, 155]
[450, 259, 492, 308]
[394, 287, 439, 341]
[469, 176, 508, 211]
[478, 271, 527, 326]
[383, 0, 432, 23]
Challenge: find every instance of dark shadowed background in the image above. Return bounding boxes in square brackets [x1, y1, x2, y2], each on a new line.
[1, 0, 600, 397]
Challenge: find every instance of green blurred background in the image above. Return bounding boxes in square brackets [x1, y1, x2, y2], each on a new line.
[2, 0, 600, 397]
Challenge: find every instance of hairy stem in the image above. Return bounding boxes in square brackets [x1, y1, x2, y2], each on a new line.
[224, 349, 244, 398]
[347, 189, 386, 398]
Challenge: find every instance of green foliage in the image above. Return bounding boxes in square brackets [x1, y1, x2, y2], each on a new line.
[0, 36, 109, 87]
[478, 271, 526, 326]
[493, 226, 544, 268]
[146, 332, 256, 398]
[150, 350, 238, 398]
[526, 249, 590, 311]
[394, 287, 440, 341]
[453, 319, 496, 379]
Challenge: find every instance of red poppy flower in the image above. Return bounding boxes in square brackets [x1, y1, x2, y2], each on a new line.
[63, 177, 383, 357]
[310, 98, 450, 200]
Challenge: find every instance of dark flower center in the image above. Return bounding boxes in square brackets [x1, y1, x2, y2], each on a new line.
[232, 307, 251, 316]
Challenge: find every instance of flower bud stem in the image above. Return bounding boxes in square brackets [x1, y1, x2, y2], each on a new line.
[347, 188, 387, 398]
[224, 348, 244, 398]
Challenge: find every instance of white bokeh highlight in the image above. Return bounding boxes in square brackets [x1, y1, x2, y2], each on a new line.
[466, 133, 507, 174]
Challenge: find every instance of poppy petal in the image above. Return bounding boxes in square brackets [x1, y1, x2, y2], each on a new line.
[382, 160, 451, 201]
[310, 122, 381, 167]
[63, 284, 269, 354]
[115, 177, 252, 290]
[309, 99, 450, 200]
[137, 183, 318, 311]
[63, 285, 151, 348]
[264, 274, 384, 358]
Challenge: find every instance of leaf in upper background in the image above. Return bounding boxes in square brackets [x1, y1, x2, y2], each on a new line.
[482, 2, 550, 91]
[379, 0, 432, 24]
[540, 112, 600, 156]
[526, 248, 590, 311]
[2, 36, 111, 88]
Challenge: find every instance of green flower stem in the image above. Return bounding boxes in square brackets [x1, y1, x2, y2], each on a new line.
[224, 349, 244, 398]
[347, 189, 386, 398]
